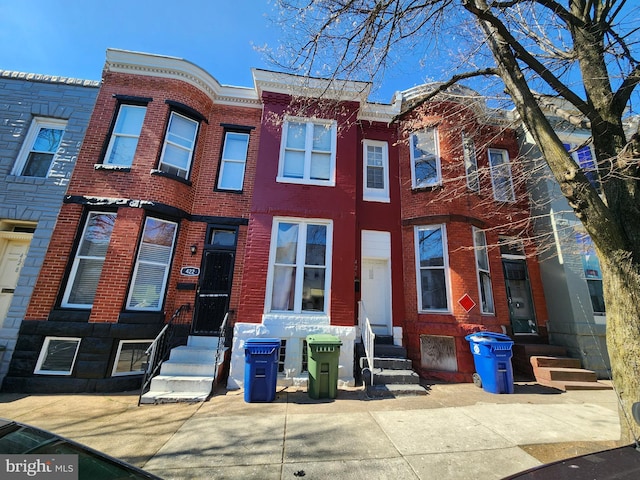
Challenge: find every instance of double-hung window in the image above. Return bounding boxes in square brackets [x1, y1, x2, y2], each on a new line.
[576, 232, 605, 315]
[158, 111, 199, 179]
[363, 140, 390, 202]
[473, 227, 494, 314]
[488, 148, 516, 202]
[462, 133, 480, 192]
[104, 105, 146, 167]
[410, 128, 441, 188]
[217, 131, 250, 191]
[563, 142, 600, 192]
[415, 225, 449, 312]
[62, 212, 116, 308]
[13, 118, 67, 177]
[278, 118, 336, 186]
[127, 217, 177, 311]
[268, 218, 332, 313]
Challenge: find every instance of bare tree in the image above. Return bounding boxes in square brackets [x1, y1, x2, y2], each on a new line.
[273, 0, 640, 441]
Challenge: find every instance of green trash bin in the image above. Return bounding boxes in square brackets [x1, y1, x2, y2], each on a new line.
[306, 334, 342, 399]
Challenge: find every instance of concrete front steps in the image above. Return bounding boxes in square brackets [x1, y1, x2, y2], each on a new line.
[140, 336, 225, 404]
[530, 355, 612, 391]
[361, 337, 427, 397]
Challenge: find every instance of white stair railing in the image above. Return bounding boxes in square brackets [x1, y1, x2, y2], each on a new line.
[358, 301, 375, 386]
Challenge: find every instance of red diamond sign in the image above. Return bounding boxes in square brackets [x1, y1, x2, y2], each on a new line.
[458, 294, 476, 312]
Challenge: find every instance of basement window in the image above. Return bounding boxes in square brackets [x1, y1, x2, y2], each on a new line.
[112, 340, 152, 376]
[34, 337, 81, 375]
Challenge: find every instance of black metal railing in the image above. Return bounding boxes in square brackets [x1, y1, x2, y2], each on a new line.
[138, 303, 192, 406]
[210, 311, 232, 395]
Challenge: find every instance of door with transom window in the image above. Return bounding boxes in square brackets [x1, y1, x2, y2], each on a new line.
[192, 227, 237, 335]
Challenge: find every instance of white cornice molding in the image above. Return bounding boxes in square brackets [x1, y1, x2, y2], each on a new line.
[105, 49, 260, 108]
[252, 69, 372, 103]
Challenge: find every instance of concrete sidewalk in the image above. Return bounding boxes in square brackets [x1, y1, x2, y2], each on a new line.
[0, 382, 623, 479]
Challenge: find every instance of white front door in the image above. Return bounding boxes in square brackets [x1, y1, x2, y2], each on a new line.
[361, 258, 392, 335]
[0, 239, 31, 325]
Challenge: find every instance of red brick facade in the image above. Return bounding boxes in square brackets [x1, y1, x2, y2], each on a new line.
[8, 52, 549, 393]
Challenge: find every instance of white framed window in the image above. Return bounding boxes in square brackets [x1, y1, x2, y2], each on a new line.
[462, 133, 480, 192]
[363, 140, 390, 202]
[34, 337, 81, 375]
[12, 117, 67, 177]
[575, 232, 606, 316]
[104, 105, 146, 166]
[278, 118, 337, 186]
[267, 218, 332, 314]
[217, 131, 250, 191]
[488, 148, 516, 202]
[62, 212, 116, 308]
[473, 227, 495, 314]
[415, 225, 450, 312]
[112, 340, 153, 376]
[563, 142, 600, 192]
[410, 128, 441, 188]
[158, 111, 199, 179]
[127, 217, 178, 311]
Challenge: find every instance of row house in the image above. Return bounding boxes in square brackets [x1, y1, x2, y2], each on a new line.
[0, 71, 98, 386]
[2, 50, 262, 393]
[2, 50, 549, 393]
[521, 98, 638, 377]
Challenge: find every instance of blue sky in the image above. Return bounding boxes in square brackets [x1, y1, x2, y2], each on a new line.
[0, 0, 417, 102]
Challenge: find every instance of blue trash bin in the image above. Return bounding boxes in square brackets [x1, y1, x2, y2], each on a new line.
[244, 338, 280, 402]
[465, 332, 514, 394]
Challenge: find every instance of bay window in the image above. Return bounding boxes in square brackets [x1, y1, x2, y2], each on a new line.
[488, 148, 516, 202]
[158, 111, 199, 179]
[127, 217, 177, 311]
[415, 225, 450, 312]
[473, 227, 495, 314]
[104, 104, 146, 167]
[410, 128, 441, 188]
[62, 212, 116, 308]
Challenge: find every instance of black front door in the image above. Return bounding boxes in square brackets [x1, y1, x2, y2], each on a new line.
[193, 250, 234, 334]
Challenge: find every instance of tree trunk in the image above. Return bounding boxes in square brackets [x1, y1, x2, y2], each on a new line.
[601, 251, 640, 443]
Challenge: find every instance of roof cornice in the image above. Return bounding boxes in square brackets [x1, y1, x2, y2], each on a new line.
[105, 49, 260, 108]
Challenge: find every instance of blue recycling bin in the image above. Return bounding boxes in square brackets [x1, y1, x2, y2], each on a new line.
[244, 338, 280, 402]
[465, 331, 514, 394]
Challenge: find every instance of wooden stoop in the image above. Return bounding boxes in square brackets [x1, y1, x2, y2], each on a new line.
[530, 356, 612, 391]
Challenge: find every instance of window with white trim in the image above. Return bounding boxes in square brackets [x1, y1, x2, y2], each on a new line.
[576, 232, 605, 315]
[112, 340, 152, 376]
[363, 140, 390, 202]
[278, 118, 336, 186]
[410, 128, 441, 188]
[217, 131, 250, 191]
[62, 212, 116, 308]
[488, 148, 516, 202]
[267, 218, 332, 313]
[34, 337, 81, 375]
[104, 105, 146, 166]
[473, 227, 494, 314]
[462, 133, 479, 192]
[563, 142, 600, 192]
[158, 111, 199, 179]
[127, 217, 177, 311]
[12, 117, 67, 177]
[415, 225, 449, 312]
